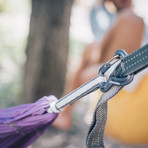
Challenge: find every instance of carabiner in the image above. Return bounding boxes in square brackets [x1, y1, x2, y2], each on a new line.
[99, 49, 127, 76]
[99, 49, 134, 92]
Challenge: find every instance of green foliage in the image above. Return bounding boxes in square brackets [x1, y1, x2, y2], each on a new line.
[0, 0, 8, 12]
[0, 0, 31, 108]
[0, 72, 23, 108]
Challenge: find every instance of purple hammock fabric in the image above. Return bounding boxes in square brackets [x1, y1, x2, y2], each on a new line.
[0, 95, 58, 148]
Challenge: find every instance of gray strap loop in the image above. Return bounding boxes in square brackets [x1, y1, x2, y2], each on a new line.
[86, 86, 122, 148]
[86, 102, 107, 148]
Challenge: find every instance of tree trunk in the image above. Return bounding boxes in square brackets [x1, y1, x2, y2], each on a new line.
[24, 0, 73, 102]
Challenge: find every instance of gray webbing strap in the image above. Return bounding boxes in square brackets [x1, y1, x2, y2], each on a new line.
[87, 102, 107, 148]
[87, 44, 148, 148]
[86, 86, 122, 148]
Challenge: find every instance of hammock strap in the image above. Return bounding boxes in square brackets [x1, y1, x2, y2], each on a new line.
[86, 43, 148, 148]
[114, 44, 148, 77]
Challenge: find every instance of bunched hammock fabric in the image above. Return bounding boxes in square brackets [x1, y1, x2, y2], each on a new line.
[0, 96, 58, 148]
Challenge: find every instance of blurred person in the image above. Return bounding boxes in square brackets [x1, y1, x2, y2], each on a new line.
[90, 0, 116, 42]
[54, 0, 148, 144]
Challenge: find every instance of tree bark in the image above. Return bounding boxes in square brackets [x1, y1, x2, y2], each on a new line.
[24, 0, 73, 102]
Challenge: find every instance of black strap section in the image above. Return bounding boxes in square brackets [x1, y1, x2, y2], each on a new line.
[114, 44, 148, 77]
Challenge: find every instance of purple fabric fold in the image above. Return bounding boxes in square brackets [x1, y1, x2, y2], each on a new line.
[0, 95, 58, 148]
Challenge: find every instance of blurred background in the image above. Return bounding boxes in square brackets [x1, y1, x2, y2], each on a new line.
[0, 0, 148, 148]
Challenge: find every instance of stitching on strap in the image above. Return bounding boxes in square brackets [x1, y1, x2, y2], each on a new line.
[116, 47, 148, 77]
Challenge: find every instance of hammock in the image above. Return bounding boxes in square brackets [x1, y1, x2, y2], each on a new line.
[0, 43, 148, 148]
